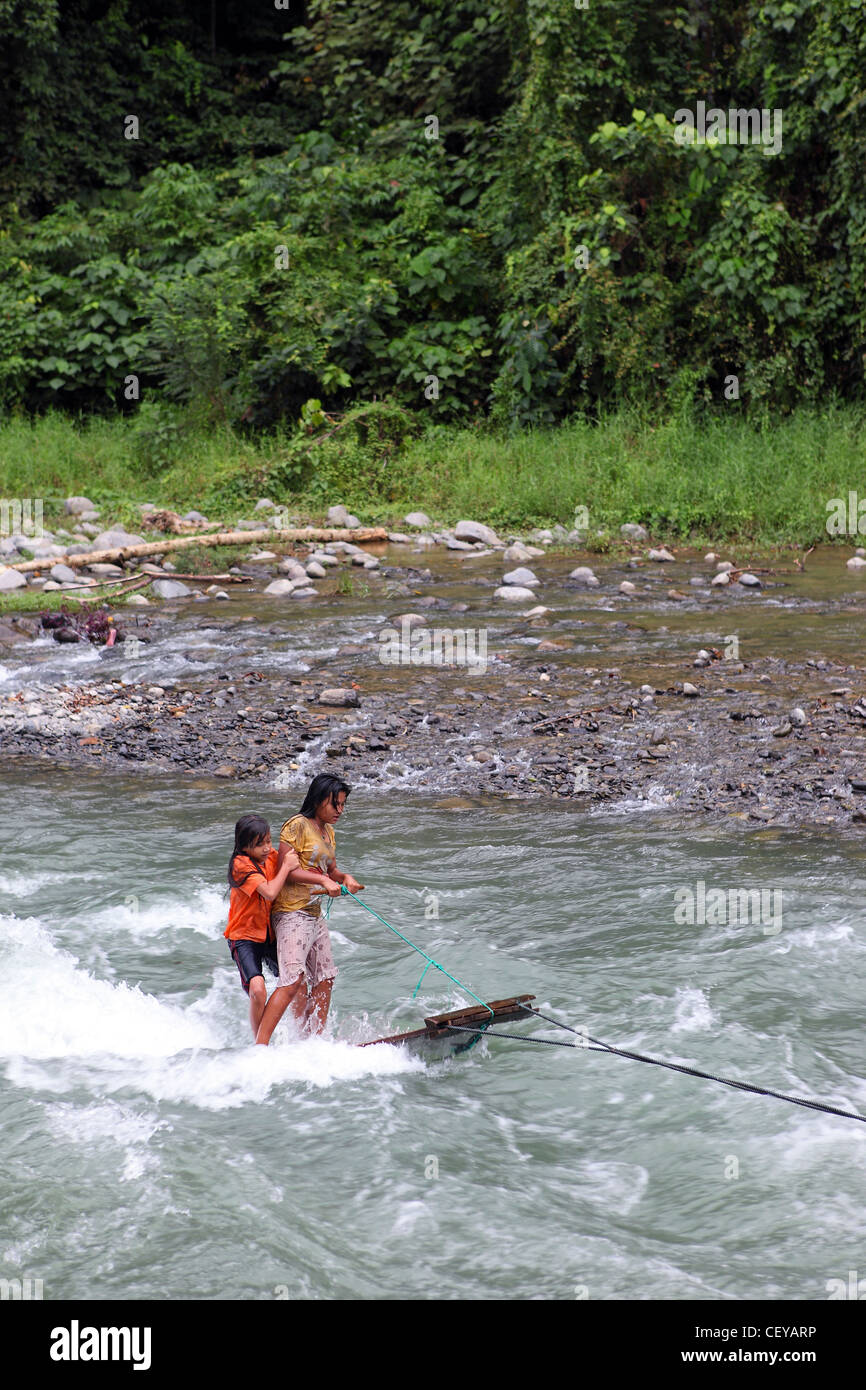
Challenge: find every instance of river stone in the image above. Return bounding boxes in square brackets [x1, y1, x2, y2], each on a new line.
[318, 688, 360, 707]
[790, 707, 807, 726]
[619, 580, 636, 594]
[404, 511, 432, 529]
[711, 571, 730, 586]
[715, 560, 734, 572]
[494, 585, 536, 601]
[65, 496, 96, 515]
[682, 682, 699, 696]
[278, 560, 308, 580]
[254, 498, 276, 511]
[41, 580, 61, 591]
[704, 552, 717, 562]
[442, 534, 475, 551]
[152, 579, 192, 599]
[88, 563, 124, 577]
[503, 566, 539, 587]
[50, 564, 78, 583]
[306, 561, 327, 578]
[0, 569, 27, 590]
[454, 519, 503, 547]
[91, 528, 147, 550]
[737, 572, 761, 587]
[503, 542, 534, 563]
[388, 533, 412, 544]
[291, 587, 317, 599]
[309, 551, 339, 567]
[621, 523, 648, 541]
[846, 555, 866, 570]
[391, 613, 428, 629]
[327, 505, 352, 527]
[524, 606, 549, 617]
[363, 557, 379, 569]
[648, 547, 675, 562]
[569, 566, 600, 587]
[126, 594, 150, 605]
[184, 647, 220, 662]
[248, 550, 277, 562]
[264, 578, 297, 596]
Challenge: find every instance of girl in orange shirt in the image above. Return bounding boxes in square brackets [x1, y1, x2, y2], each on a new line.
[225, 815, 300, 1040]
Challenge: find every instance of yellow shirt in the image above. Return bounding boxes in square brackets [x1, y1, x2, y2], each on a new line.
[275, 814, 336, 916]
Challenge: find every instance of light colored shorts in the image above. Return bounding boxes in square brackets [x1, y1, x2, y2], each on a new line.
[272, 910, 338, 989]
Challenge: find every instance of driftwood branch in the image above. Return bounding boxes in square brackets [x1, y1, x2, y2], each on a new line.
[9, 527, 388, 574]
[61, 575, 153, 605]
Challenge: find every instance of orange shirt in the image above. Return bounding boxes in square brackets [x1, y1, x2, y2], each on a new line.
[225, 850, 278, 942]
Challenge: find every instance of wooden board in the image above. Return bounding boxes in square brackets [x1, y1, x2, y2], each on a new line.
[359, 995, 536, 1061]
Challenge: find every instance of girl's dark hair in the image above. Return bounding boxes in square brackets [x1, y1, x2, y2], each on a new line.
[299, 774, 351, 820]
[228, 814, 271, 890]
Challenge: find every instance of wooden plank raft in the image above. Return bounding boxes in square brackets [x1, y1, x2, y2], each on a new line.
[360, 995, 536, 1061]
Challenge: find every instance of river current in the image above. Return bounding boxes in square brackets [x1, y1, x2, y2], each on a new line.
[1, 768, 863, 1300]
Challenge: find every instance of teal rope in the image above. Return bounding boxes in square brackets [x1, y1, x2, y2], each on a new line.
[453, 1015, 495, 1056]
[337, 886, 494, 1019]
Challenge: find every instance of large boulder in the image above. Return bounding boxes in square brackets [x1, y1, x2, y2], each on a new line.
[65, 496, 96, 515]
[91, 529, 147, 550]
[494, 585, 537, 601]
[151, 579, 192, 599]
[318, 687, 360, 706]
[503, 566, 539, 587]
[569, 566, 600, 587]
[454, 519, 503, 547]
[0, 567, 27, 591]
[404, 511, 432, 529]
[50, 564, 79, 584]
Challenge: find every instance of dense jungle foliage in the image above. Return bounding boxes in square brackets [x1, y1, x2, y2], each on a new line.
[1, 0, 864, 440]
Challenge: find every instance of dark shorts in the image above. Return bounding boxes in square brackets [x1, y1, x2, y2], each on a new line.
[228, 938, 279, 995]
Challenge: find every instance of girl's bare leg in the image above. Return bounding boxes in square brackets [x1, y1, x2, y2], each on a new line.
[255, 977, 307, 1045]
[302, 978, 334, 1036]
[249, 976, 267, 1039]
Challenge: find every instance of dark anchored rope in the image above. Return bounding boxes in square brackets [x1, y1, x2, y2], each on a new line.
[443, 1003, 866, 1125]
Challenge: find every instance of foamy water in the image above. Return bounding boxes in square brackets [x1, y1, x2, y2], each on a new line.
[1, 771, 864, 1299]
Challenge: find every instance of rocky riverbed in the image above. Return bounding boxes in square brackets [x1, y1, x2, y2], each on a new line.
[3, 509, 866, 829]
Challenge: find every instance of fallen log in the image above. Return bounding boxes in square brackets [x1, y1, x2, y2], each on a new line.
[8, 527, 389, 574]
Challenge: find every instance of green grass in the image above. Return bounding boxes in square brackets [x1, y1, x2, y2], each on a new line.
[0, 585, 155, 615]
[1, 403, 864, 548]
